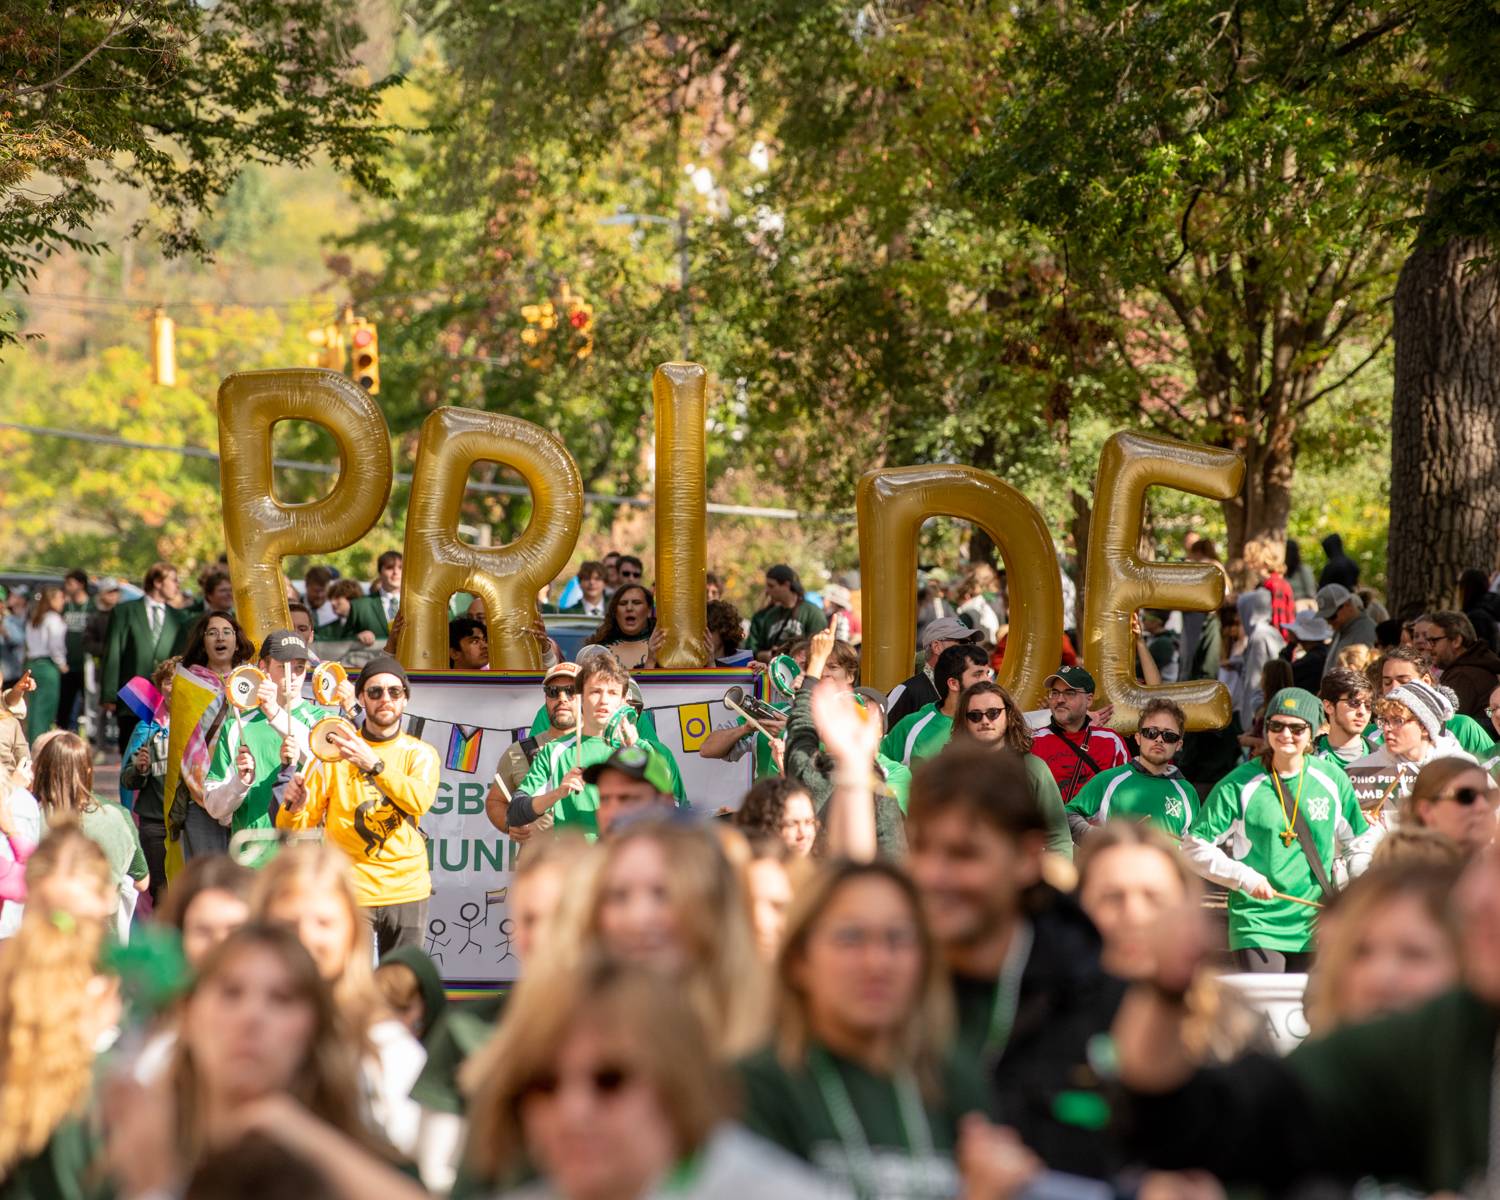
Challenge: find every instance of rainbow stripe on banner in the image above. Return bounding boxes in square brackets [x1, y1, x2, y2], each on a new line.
[445, 724, 483, 773]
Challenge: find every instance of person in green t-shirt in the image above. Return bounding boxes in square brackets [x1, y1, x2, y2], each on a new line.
[737, 859, 999, 1199]
[1182, 687, 1378, 972]
[879, 643, 993, 767]
[201, 629, 325, 863]
[747, 564, 827, 663]
[58, 568, 92, 732]
[1313, 667, 1377, 771]
[1067, 697, 1196, 840]
[507, 656, 682, 840]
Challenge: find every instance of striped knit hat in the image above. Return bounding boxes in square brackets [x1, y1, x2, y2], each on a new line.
[1386, 680, 1453, 742]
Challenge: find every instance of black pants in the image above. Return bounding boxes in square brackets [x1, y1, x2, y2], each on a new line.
[56, 667, 85, 732]
[1235, 947, 1313, 974]
[138, 817, 168, 907]
[363, 898, 429, 958]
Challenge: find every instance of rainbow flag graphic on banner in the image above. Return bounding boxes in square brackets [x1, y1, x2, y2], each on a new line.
[677, 703, 712, 753]
[446, 725, 483, 773]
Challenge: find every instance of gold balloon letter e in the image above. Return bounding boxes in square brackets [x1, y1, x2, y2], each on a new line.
[652, 363, 710, 668]
[1082, 432, 1245, 731]
[218, 369, 394, 645]
[399, 408, 583, 670]
[857, 467, 1062, 708]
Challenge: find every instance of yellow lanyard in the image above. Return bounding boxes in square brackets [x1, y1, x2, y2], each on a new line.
[1271, 765, 1306, 847]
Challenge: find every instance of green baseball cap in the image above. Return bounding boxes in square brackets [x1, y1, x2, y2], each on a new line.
[1044, 665, 1096, 694]
[583, 745, 674, 795]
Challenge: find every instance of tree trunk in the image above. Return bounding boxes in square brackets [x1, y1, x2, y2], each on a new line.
[1388, 237, 1500, 614]
[1220, 438, 1295, 586]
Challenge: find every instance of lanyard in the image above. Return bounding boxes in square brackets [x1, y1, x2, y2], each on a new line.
[809, 1046, 935, 1199]
[984, 919, 1033, 1060]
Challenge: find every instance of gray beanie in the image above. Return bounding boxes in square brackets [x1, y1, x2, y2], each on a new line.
[1386, 680, 1452, 743]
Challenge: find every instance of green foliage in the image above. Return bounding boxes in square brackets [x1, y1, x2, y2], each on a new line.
[0, 0, 398, 345]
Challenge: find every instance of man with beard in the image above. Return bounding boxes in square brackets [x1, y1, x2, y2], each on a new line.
[484, 662, 580, 846]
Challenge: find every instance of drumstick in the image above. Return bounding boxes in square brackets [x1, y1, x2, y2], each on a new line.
[1255, 890, 1322, 910]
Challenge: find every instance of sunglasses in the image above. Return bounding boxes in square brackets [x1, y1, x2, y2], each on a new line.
[1338, 697, 1372, 711]
[1139, 727, 1183, 745]
[1442, 786, 1494, 807]
[543, 684, 576, 700]
[965, 707, 1005, 723]
[1265, 719, 1310, 736]
[362, 685, 406, 700]
[521, 1063, 635, 1102]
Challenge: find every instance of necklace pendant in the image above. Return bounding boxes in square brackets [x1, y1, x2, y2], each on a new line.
[1280, 830, 1296, 847]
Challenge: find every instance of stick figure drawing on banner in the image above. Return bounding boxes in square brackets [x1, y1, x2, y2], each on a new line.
[495, 916, 515, 964]
[456, 900, 485, 956]
[424, 919, 450, 967]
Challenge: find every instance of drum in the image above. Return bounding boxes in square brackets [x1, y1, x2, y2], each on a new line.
[312, 661, 348, 706]
[225, 665, 267, 710]
[309, 716, 357, 762]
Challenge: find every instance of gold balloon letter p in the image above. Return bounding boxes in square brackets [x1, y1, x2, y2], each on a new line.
[1082, 432, 1245, 731]
[218, 369, 394, 645]
[399, 408, 583, 670]
[857, 467, 1062, 709]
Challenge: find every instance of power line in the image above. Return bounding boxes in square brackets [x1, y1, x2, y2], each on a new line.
[0, 421, 849, 522]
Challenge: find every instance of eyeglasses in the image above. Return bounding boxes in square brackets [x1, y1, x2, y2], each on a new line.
[1265, 719, 1311, 736]
[1376, 714, 1414, 729]
[520, 1063, 636, 1102]
[1047, 688, 1084, 700]
[543, 685, 576, 700]
[965, 707, 1005, 723]
[1440, 786, 1495, 807]
[362, 685, 406, 700]
[824, 924, 920, 953]
[1139, 727, 1183, 745]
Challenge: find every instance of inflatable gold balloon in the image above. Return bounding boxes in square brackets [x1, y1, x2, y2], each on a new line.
[1081, 431, 1245, 732]
[398, 407, 583, 670]
[219, 369, 393, 646]
[857, 466, 1062, 709]
[652, 364, 710, 668]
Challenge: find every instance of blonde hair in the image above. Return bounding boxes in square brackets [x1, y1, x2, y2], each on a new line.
[1372, 826, 1466, 869]
[1306, 864, 1461, 1034]
[1242, 539, 1286, 579]
[540, 820, 765, 1059]
[773, 859, 952, 1097]
[464, 958, 728, 1185]
[249, 843, 386, 1040]
[0, 830, 112, 1172]
[1337, 643, 1376, 675]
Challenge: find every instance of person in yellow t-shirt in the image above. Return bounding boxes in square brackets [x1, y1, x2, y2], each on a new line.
[274, 654, 438, 954]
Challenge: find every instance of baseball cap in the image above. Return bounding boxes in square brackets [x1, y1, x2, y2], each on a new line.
[1315, 583, 1354, 620]
[1044, 665, 1096, 694]
[583, 745, 674, 795]
[543, 661, 579, 684]
[920, 616, 980, 649]
[259, 629, 310, 662]
[824, 582, 852, 609]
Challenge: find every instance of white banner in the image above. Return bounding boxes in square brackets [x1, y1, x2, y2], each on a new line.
[402, 668, 757, 985]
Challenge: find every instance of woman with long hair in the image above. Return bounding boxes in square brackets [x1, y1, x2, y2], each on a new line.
[32, 732, 148, 937]
[1400, 757, 1498, 857]
[946, 680, 1072, 858]
[249, 844, 426, 1159]
[465, 958, 828, 1199]
[543, 818, 765, 1059]
[180, 612, 255, 680]
[738, 857, 1031, 1198]
[1305, 863, 1462, 1034]
[0, 828, 116, 1191]
[156, 853, 255, 968]
[103, 923, 429, 1200]
[23, 584, 68, 740]
[585, 584, 657, 671]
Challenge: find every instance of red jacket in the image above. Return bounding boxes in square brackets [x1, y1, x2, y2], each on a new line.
[1031, 721, 1131, 803]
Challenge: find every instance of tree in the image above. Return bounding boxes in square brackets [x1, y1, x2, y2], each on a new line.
[0, 0, 396, 347]
[962, 1, 1412, 562]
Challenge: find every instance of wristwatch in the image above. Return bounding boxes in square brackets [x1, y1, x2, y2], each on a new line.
[362, 759, 385, 780]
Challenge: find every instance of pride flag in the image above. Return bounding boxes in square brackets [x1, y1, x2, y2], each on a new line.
[445, 725, 483, 774]
[118, 676, 164, 723]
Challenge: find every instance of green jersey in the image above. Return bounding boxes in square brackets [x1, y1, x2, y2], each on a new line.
[747, 600, 827, 654]
[1446, 714, 1492, 757]
[527, 703, 684, 801]
[516, 733, 684, 838]
[1066, 761, 1196, 837]
[62, 599, 91, 670]
[206, 700, 326, 858]
[736, 1043, 985, 1199]
[1313, 732, 1376, 773]
[1187, 758, 1372, 952]
[878, 703, 953, 766]
[734, 699, 791, 781]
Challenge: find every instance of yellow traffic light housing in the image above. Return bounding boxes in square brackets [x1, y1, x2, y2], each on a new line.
[350, 319, 380, 394]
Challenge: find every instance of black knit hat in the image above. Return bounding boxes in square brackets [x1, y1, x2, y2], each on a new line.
[355, 654, 409, 694]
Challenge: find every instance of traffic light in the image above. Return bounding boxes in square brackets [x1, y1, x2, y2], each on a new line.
[564, 288, 594, 360]
[306, 323, 343, 370]
[150, 308, 176, 386]
[350, 319, 379, 394]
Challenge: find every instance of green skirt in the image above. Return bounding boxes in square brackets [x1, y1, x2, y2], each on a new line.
[24, 657, 61, 741]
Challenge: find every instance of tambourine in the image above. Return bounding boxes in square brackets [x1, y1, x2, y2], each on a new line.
[603, 705, 640, 744]
[768, 654, 802, 698]
[310, 716, 358, 762]
[312, 661, 348, 706]
[225, 665, 267, 710]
